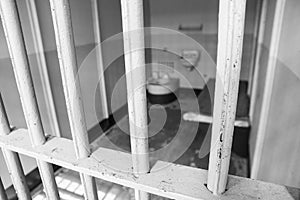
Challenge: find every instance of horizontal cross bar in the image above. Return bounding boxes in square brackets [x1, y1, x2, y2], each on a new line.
[0, 129, 298, 200]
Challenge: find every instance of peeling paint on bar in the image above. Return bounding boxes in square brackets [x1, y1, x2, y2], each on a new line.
[120, 0, 150, 199]
[207, 0, 247, 195]
[0, 129, 299, 200]
[48, 0, 98, 199]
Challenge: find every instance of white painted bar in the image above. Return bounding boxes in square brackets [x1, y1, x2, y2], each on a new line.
[25, 0, 61, 137]
[0, 95, 31, 200]
[0, 96, 11, 144]
[207, 0, 247, 195]
[91, 0, 109, 119]
[247, 0, 263, 95]
[0, 178, 8, 200]
[0, 1, 59, 199]
[1, 151, 30, 200]
[48, 0, 98, 199]
[249, 0, 268, 122]
[0, 129, 299, 200]
[251, 0, 286, 179]
[120, 0, 150, 199]
[183, 112, 250, 128]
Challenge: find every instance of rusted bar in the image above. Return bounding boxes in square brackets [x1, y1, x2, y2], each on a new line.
[0, 94, 31, 200]
[0, 1, 59, 199]
[48, 0, 98, 199]
[120, 0, 150, 199]
[207, 0, 247, 195]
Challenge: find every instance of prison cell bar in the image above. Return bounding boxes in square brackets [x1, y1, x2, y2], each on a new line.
[48, 0, 98, 199]
[120, 0, 150, 199]
[90, 0, 110, 119]
[1, 129, 298, 200]
[0, 0, 60, 199]
[0, 0, 253, 199]
[249, 0, 268, 124]
[0, 94, 31, 200]
[207, 0, 247, 195]
[25, 0, 61, 137]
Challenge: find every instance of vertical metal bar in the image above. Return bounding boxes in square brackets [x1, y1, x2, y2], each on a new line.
[120, 0, 150, 199]
[91, 0, 109, 119]
[25, 0, 61, 137]
[249, 0, 268, 121]
[251, 0, 286, 179]
[0, 178, 8, 200]
[48, 0, 98, 199]
[207, 0, 247, 195]
[0, 94, 31, 200]
[0, 1, 60, 199]
[247, 0, 263, 95]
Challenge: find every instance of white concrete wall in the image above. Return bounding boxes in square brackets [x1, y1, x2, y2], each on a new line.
[148, 0, 258, 88]
[149, 0, 258, 34]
